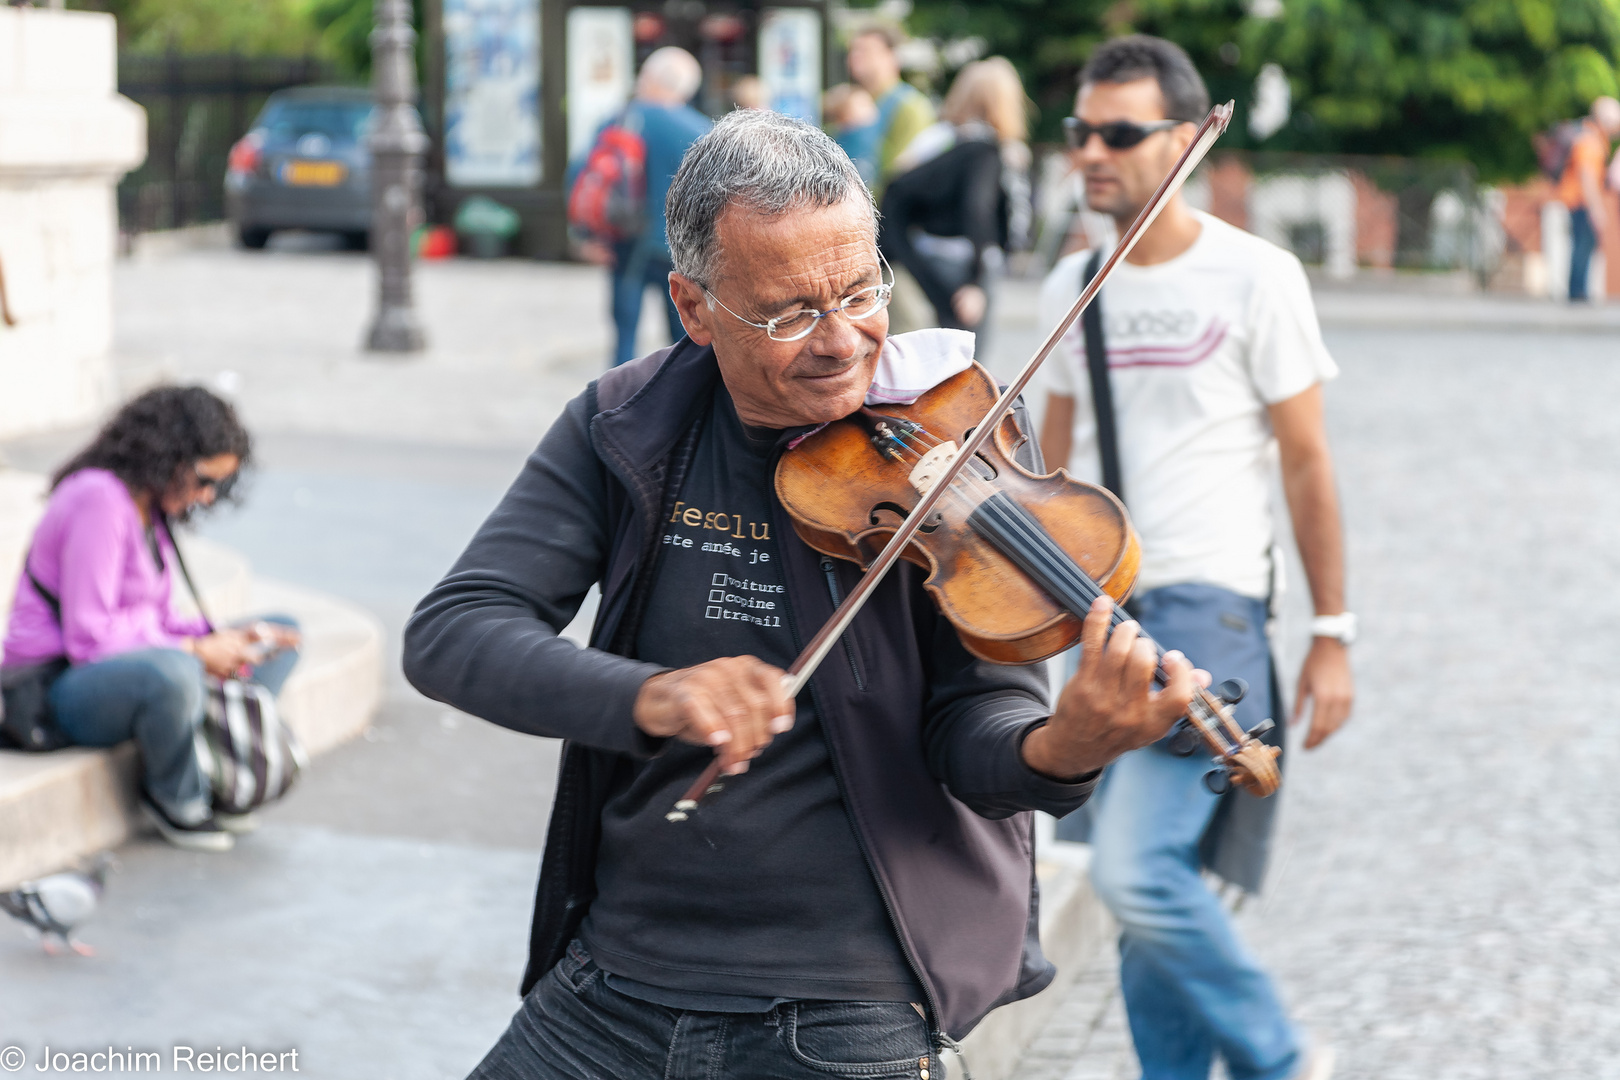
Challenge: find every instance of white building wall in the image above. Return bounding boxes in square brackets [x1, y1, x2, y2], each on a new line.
[0, 6, 145, 438]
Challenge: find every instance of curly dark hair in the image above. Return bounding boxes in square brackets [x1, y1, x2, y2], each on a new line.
[52, 386, 253, 522]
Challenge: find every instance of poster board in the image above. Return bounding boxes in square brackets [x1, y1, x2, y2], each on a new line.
[444, 0, 542, 187]
[758, 8, 821, 124]
[567, 7, 635, 163]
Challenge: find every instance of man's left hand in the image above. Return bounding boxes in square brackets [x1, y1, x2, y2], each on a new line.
[1022, 597, 1208, 781]
[1292, 638, 1353, 749]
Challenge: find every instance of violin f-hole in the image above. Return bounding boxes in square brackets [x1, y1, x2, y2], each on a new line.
[871, 501, 943, 533]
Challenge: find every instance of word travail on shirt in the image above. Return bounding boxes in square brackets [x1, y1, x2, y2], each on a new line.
[707, 572, 783, 625]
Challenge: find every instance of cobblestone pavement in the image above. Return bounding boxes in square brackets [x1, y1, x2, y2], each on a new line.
[1014, 325, 1620, 1080]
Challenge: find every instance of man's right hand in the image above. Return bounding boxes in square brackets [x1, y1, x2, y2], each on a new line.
[633, 656, 795, 775]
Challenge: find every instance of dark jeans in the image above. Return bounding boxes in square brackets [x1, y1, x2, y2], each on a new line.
[611, 240, 682, 367]
[468, 940, 938, 1080]
[50, 615, 301, 825]
[1570, 207, 1597, 301]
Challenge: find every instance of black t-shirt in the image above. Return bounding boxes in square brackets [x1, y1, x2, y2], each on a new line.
[577, 384, 923, 1006]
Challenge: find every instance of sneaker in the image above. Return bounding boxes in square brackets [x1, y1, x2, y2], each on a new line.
[213, 810, 260, 835]
[1292, 1046, 1335, 1080]
[139, 795, 235, 853]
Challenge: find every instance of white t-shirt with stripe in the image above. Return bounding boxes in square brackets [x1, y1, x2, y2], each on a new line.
[1036, 211, 1338, 599]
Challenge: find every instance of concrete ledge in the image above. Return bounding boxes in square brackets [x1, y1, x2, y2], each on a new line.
[956, 843, 1114, 1080]
[0, 573, 383, 888]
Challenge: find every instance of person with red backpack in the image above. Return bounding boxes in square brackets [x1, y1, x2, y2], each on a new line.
[569, 47, 711, 366]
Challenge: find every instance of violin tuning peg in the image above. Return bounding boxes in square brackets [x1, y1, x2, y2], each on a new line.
[1216, 678, 1248, 705]
[1203, 768, 1233, 795]
[1166, 721, 1201, 757]
[1246, 718, 1274, 738]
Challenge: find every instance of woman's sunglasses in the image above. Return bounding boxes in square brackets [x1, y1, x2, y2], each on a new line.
[192, 466, 237, 497]
[1062, 117, 1184, 150]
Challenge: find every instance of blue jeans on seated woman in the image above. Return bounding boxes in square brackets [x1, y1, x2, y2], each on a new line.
[1056, 584, 1298, 1080]
[49, 615, 301, 827]
[468, 939, 938, 1080]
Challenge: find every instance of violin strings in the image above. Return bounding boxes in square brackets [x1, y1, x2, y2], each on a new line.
[871, 417, 1242, 754]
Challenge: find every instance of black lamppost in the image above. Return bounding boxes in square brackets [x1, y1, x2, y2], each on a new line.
[365, 0, 428, 353]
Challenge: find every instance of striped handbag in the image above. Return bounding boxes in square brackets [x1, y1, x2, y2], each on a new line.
[197, 677, 308, 815]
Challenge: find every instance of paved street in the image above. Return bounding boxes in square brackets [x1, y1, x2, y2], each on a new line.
[4, 237, 1620, 1078]
[1015, 324, 1620, 1080]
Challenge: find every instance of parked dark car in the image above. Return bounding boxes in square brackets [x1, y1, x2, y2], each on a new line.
[225, 86, 385, 250]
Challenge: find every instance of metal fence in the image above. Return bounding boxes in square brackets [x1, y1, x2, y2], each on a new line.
[117, 54, 343, 234]
[1035, 150, 1503, 283]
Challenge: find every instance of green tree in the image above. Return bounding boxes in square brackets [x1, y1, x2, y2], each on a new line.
[69, 0, 327, 57]
[900, 0, 1620, 181]
[1234, 0, 1620, 180]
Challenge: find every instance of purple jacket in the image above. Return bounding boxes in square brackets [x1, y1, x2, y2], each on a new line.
[403, 341, 1097, 1039]
[2, 469, 209, 668]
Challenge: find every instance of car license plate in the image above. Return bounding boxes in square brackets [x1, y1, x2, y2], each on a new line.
[280, 160, 348, 186]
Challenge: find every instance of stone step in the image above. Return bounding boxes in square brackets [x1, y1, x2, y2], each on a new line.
[0, 472, 384, 886]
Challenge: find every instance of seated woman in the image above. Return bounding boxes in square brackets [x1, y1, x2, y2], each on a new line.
[0, 386, 300, 852]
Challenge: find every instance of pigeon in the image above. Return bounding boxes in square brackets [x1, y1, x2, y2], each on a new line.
[0, 853, 116, 956]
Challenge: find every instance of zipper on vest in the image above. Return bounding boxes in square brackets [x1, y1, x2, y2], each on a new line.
[819, 556, 866, 691]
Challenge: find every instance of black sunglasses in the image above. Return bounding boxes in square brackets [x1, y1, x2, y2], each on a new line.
[1063, 117, 1184, 150]
[192, 466, 237, 497]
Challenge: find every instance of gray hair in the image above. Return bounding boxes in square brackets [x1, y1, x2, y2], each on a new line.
[665, 109, 874, 286]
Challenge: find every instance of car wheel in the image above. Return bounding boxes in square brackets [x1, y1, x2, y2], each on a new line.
[342, 230, 370, 251]
[239, 226, 271, 250]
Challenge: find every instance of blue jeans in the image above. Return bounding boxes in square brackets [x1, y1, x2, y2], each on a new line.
[1058, 584, 1298, 1080]
[50, 615, 301, 825]
[611, 240, 682, 367]
[1570, 207, 1597, 301]
[468, 940, 938, 1080]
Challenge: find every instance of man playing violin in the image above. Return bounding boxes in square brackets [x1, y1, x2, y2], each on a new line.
[1038, 36, 1353, 1080]
[405, 108, 1204, 1080]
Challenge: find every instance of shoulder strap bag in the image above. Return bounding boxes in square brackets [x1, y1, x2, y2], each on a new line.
[160, 515, 307, 813]
[0, 557, 73, 752]
[1081, 247, 1124, 503]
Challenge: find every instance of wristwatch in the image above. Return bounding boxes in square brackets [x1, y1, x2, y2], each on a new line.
[1309, 612, 1357, 645]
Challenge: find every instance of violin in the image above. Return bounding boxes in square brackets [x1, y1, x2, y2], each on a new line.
[665, 101, 1274, 821]
[776, 361, 1280, 797]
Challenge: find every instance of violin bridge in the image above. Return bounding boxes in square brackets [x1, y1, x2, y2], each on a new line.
[908, 441, 959, 496]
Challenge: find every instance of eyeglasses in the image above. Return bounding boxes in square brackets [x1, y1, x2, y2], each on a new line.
[1063, 117, 1184, 151]
[193, 466, 237, 498]
[703, 255, 895, 342]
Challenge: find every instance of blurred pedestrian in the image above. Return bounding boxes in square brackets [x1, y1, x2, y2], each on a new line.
[573, 47, 711, 367]
[878, 57, 1033, 348]
[0, 387, 301, 853]
[844, 24, 934, 190]
[823, 82, 881, 185]
[1557, 95, 1620, 301]
[730, 75, 766, 111]
[1038, 36, 1350, 1080]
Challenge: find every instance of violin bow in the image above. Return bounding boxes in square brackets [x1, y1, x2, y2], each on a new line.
[668, 102, 1235, 820]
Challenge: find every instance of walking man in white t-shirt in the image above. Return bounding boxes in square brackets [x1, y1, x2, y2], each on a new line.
[1038, 37, 1353, 1080]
